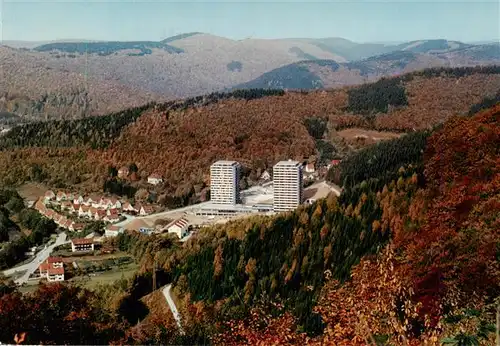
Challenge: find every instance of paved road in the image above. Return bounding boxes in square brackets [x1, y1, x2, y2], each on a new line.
[3, 232, 69, 285]
[115, 184, 267, 229]
[162, 284, 184, 335]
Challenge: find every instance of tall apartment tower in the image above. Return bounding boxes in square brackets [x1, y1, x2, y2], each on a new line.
[210, 160, 241, 205]
[273, 160, 303, 212]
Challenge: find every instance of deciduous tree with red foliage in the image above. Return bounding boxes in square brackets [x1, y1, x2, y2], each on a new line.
[0, 283, 126, 345]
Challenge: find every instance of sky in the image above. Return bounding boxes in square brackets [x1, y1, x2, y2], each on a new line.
[1, 0, 499, 43]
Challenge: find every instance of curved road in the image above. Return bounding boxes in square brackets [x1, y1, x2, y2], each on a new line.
[162, 284, 184, 335]
[2, 232, 69, 285]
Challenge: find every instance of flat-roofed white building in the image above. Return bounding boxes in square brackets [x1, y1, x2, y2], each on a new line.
[210, 160, 241, 205]
[273, 160, 303, 212]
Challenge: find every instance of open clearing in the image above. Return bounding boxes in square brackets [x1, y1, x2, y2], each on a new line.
[17, 182, 49, 201]
[337, 128, 402, 142]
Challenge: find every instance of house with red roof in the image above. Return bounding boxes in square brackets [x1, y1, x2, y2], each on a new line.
[47, 267, 65, 282]
[122, 202, 137, 213]
[39, 257, 65, 281]
[69, 223, 84, 232]
[165, 218, 189, 239]
[104, 211, 120, 223]
[56, 191, 68, 202]
[139, 205, 154, 216]
[94, 209, 107, 220]
[73, 195, 84, 205]
[61, 201, 72, 210]
[44, 190, 56, 202]
[78, 205, 91, 218]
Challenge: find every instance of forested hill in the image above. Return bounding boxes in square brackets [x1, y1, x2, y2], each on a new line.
[234, 55, 500, 91]
[0, 97, 498, 344]
[0, 66, 499, 199]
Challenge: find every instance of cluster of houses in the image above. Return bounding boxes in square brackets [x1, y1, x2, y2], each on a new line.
[302, 159, 342, 180]
[34, 199, 85, 232]
[38, 257, 65, 282]
[117, 166, 164, 186]
[40, 190, 156, 226]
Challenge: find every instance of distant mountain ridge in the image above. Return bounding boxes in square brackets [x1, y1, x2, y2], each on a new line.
[234, 43, 500, 91]
[1, 33, 499, 122]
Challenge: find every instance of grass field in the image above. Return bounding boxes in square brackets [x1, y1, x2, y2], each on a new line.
[70, 262, 139, 289]
[18, 282, 40, 294]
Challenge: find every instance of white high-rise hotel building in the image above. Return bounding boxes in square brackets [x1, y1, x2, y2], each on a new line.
[210, 160, 241, 205]
[273, 160, 303, 212]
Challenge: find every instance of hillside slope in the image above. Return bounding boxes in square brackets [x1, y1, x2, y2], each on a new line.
[235, 45, 500, 90]
[209, 104, 500, 345]
[0, 46, 158, 122]
[2, 35, 498, 121]
[0, 93, 498, 346]
[0, 68, 498, 196]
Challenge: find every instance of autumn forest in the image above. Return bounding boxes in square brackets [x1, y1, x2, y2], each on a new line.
[0, 66, 499, 345]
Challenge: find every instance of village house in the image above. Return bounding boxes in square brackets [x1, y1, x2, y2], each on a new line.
[56, 191, 68, 202]
[101, 197, 122, 210]
[47, 267, 65, 282]
[53, 214, 63, 225]
[39, 257, 65, 282]
[61, 201, 72, 210]
[165, 218, 189, 239]
[64, 219, 74, 229]
[139, 205, 155, 216]
[69, 223, 84, 232]
[44, 209, 55, 219]
[94, 209, 107, 220]
[73, 195, 84, 205]
[71, 238, 95, 252]
[44, 190, 56, 202]
[47, 257, 64, 268]
[327, 159, 342, 169]
[147, 173, 163, 185]
[34, 199, 47, 214]
[69, 204, 79, 214]
[106, 208, 119, 216]
[105, 225, 124, 237]
[58, 216, 68, 226]
[122, 202, 137, 213]
[78, 205, 91, 218]
[118, 166, 129, 178]
[90, 196, 103, 209]
[104, 211, 120, 223]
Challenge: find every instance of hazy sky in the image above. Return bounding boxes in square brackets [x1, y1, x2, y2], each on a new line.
[1, 0, 499, 43]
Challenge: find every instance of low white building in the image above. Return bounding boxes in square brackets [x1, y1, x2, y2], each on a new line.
[47, 267, 65, 282]
[105, 225, 124, 237]
[165, 218, 189, 239]
[71, 238, 95, 252]
[148, 173, 163, 185]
